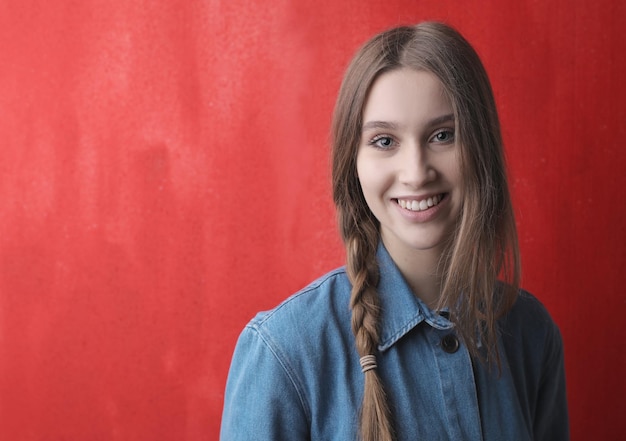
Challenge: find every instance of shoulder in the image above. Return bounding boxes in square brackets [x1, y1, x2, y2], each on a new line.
[223, 268, 362, 439]
[221, 269, 352, 440]
[500, 289, 561, 340]
[241, 266, 354, 360]
[499, 288, 565, 381]
[228, 266, 355, 416]
[250, 266, 351, 330]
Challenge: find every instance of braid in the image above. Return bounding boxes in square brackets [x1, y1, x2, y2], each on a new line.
[344, 220, 395, 441]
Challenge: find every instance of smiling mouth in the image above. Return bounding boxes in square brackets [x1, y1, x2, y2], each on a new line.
[396, 194, 444, 212]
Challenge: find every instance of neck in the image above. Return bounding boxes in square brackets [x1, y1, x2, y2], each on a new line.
[381, 238, 444, 309]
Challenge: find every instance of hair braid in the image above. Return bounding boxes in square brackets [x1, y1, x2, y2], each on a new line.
[343, 219, 395, 441]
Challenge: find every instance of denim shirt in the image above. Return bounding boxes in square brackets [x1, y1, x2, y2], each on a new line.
[220, 245, 569, 440]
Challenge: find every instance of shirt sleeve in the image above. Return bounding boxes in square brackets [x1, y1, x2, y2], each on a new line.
[533, 321, 570, 441]
[220, 324, 310, 441]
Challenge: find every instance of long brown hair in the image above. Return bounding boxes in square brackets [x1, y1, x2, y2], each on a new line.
[331, 22, 520, 441]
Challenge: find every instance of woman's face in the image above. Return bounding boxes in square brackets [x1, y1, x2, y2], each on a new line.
[356, 68, 464, 262]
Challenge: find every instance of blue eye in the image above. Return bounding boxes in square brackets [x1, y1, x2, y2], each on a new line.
[369, 135, 396, 149]
[430, 129, 455, 144]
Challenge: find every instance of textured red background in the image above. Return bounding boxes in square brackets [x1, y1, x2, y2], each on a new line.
[1, 1, 624, 439]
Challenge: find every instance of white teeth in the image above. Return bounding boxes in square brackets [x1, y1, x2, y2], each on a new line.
[398, 194, 443, 212]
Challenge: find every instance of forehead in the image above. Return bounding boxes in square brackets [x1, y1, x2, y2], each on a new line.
[362, 68, 452, 127]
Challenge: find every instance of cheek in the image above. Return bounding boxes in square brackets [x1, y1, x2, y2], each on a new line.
[356, 162, 379, 199]
[438, 152, 464, 186]
[356, 159, 381, 210]
[356, 152, 388, 190]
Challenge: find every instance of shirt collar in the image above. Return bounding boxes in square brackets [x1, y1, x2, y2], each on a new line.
[376, 242, 453, 352]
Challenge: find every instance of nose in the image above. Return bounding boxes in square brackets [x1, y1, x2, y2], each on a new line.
[397, 142, 435, 187]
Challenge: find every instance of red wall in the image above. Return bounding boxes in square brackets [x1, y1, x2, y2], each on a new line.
[1, 1, 624, 439]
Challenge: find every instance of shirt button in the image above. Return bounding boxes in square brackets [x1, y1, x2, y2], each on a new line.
[441, 334, 459, 354]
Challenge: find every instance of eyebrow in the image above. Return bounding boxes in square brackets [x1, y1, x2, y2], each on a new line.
[361, 113, 455, 132]
[361, 121, 399, 132]
[428, 113, 455, 126]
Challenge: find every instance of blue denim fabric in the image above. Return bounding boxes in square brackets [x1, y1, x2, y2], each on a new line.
[220, 245, 569, 440]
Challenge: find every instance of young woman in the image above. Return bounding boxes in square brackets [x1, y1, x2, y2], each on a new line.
[220, 22, 568, 441]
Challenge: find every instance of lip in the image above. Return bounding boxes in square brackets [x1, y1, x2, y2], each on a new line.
[392, 193, 449, 222]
